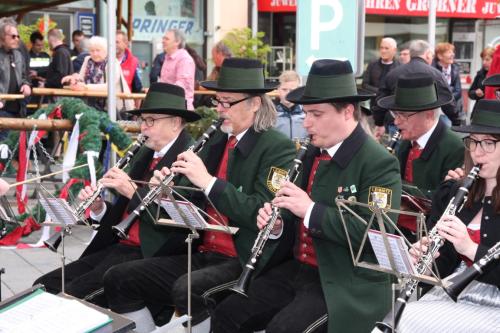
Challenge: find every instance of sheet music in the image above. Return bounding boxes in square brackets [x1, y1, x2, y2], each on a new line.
[160, 198, 207, 229]
[368, 229, 416, 275]
[0, 289, 111, 333]
[39, 197, 78, 226]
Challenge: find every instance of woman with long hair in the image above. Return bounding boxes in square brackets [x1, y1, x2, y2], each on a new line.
[396, 99, 500, 332]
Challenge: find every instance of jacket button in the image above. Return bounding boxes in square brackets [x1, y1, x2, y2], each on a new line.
[303, 233, 308, 237]
[484, 216, 489, 220]
[483, 233, 488, 238]
[303, 253, 307, 258]
[303, 243, 307, 248]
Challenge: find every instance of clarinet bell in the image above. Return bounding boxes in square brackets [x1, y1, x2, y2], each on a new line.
[44, 232, 62, 252]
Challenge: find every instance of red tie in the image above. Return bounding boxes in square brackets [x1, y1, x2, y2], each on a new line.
[217, 136, 237, 180]
[149, 156, 162, 171]
[200, 135, 238, 257]
[404, 142, 422, 183]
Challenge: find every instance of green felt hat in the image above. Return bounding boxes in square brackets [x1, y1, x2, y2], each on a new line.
[286, 59, 374, 104]
[377, 73, 453, 112]
[125, 83, 201, 122]
[452, 99, 500, 135]
[200, 58, 277, 93]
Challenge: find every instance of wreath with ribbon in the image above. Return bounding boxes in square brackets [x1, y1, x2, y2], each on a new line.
[0, 98, 133, 245]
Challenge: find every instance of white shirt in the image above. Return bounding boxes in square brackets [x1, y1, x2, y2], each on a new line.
[303, 141, 343, 228]
[90, 135, 180, 222]
[415, 119, 439, 150]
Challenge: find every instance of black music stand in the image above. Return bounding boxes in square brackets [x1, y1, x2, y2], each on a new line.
[134, 180, 238, 333]
[38, 186, 88, 295]
[334, 197, 448, 331]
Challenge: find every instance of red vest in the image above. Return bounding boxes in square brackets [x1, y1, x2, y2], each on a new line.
[296, 152, 330, 267]
[120, 48, 138, 91]
[199, 136, 238, 257]
[398, 144, 423, 232]
[119, 157, 161, 247]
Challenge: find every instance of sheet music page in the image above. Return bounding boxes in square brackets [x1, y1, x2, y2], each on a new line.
[39, 197, 77, 226]
[0, 289, 111, 333]
[368, 229, 416, 275]
[160, 199, 206, 229]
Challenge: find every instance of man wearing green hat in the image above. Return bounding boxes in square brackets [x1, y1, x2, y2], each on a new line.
[33, 82, 200, 307]
[213, 59, 402, 333]
[102, 58, 296, 333]
[378, 73, 464, 240]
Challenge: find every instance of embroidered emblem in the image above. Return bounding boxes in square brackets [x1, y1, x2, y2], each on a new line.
[267, 167, 288, 193]
[350, 185, 357, 193]
[368, 186, 393, 211]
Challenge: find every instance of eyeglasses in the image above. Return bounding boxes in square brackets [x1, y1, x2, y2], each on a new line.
[389, 111, 420, 121]
[137, 116, 174, 127]
[211, 96, 254, 109]
[9, 34, 20, 40]
[463, 137, 500, 153]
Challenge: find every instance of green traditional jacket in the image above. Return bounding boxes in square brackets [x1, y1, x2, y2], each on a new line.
[397, 120, 464, 198]
[181, 127, 296, 275]
[305, 124, 402, 333]
[83, 129, 194, 259]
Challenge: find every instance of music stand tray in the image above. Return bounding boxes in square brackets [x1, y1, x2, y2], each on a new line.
[334, 197, 447, 287]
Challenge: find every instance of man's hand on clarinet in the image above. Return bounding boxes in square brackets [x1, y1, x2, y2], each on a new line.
[78, 185, 104, 215]
[257, 202, 283, 235]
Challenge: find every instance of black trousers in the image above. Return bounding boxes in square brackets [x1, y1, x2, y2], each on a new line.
[104, 251, 242, 325]
[33, 243, 142, 306]
[213, 260, 328, 333]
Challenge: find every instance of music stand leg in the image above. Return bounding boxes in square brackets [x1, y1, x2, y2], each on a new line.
[0, 267, 5, 301]
[61, 228, 67, 295]
[186, 232, 196, 333]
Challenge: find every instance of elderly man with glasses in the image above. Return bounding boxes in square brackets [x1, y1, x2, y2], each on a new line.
[378, 73, 464, 241]
[0, 17, 31, 140]
[33, 83, 200, 307]
[101, 58, 296, 333]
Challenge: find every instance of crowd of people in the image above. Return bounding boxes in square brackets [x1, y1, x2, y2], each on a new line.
[0, 15, 499, 333]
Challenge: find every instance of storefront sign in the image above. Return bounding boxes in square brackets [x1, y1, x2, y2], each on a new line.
[365, 0, 500, 19]
[258, 0, 297, 12]
[296, 0, 365, 76]
[260, 0, 500, 18]
[132, 0, 204, 44]
[78, 13, 95, 36]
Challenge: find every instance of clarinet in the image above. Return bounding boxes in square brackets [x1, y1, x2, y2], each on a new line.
[112, 118, 224, 239]
[43, 134, 148, 252]
[386, 130, 401, 154]
[230, 137, 310, 297]
[373, 164, 481, 333]
[444, 241, 500, 302]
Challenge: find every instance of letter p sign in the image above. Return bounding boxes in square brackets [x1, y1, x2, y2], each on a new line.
[311, 0, 343, 50]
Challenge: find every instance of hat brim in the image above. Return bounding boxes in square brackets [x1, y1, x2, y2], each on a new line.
[124, 107, 201, 122]
[452, 124, 500, 135]
[377, 94, 453, 112]
[200, 80, 278, 93]
[286, 86, 374, 104]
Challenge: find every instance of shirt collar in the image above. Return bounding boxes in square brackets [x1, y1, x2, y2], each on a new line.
[153, 133, 181, 158]
[322, 141, 343, 158]
[416, 119, 439, 149]
[228, 129, 249, 145]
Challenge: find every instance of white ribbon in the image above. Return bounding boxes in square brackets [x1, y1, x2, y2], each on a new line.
[21, 114, 46, 200]
[84, 151, 100, 187]
[0, 144, 10, 159]
[62, 114, 82, 183]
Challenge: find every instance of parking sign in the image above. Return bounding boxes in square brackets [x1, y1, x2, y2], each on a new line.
[296, 0, 365, 76]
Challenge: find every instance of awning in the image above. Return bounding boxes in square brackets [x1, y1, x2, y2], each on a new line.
[0, 0, 77, 17]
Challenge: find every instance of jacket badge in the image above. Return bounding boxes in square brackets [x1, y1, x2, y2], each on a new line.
[368, 186, 392, 211]
[267, 167, 288, 193]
